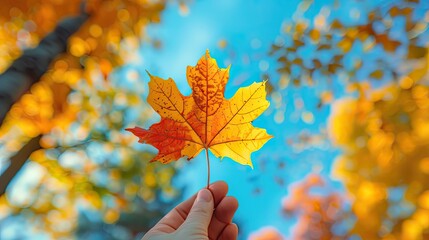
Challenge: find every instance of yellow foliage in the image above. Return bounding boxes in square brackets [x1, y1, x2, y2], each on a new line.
[328, 98, 359, 147]
[0, 0, 175, 238]
[0, 0, 166, 140]
[418, 191, 429, 209]
[103, 208, 120, 224]
[329, 81, 429, 238]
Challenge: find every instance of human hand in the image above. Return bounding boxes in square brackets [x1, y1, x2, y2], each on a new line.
[142, 181, 239, 240]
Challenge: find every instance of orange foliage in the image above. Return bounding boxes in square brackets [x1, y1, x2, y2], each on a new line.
[0, 0, 165, 140]
[249, 226, 284, 240]
[282, 174, 345, 240]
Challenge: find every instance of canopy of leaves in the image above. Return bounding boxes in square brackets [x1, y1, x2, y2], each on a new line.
[266, 0, 428, 239]
[269, 0, 427, 88]
[0, 0, 181, 238]
[329, 81, 429, 239]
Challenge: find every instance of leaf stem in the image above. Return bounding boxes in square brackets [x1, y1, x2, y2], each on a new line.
[205, 148, 210, 189]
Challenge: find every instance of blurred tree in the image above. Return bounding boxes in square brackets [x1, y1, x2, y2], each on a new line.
[268, 0, 428, 239]
[248, 174, 347, 240]
[282, 174, 347, 240]
[0, 11, 88, 196]
[0, 0, 183, 238]
[330, 77, 429, 239]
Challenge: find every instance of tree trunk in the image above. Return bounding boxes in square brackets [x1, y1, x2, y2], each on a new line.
[0, 13, 89, 126]
[0, 12, 89, 196]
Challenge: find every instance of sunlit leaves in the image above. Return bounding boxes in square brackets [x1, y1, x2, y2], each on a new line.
[266, 0, 429, 239]
[1, 74, 179, 238]
[269, 0, 427, 88]
[0, 0, 166, 139]
[329, 81, 429, 238]
[369, 69, 384, 80]
[282, 174, 346, 239]
[0, 0, 173, 238]
[0, 0, 87, 73]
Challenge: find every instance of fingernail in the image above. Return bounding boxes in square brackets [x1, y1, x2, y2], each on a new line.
[197, 189, 212, 202]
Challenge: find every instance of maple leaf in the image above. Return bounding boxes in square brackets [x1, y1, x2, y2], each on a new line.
[126, 50, 272, 170]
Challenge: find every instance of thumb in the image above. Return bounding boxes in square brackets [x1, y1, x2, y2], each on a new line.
[182, 189, 214, 233]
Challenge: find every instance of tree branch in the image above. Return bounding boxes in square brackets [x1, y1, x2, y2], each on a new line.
[0, 135, 42, 196]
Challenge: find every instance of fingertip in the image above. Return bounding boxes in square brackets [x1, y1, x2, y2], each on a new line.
[209, 181, 228, 192]
[231, 223, 238, 233]
[197, 188, 213, 203]
[219, 223, 239, 240]
[208, 181, 229, 206]
[211, 180, 228, 185]
[220, 196, 238, 213]
[214, 196, 239, 224]
[227, 196, 239, 210]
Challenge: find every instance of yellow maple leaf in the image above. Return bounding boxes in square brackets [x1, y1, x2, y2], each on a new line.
[127, 50, 272, 173]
